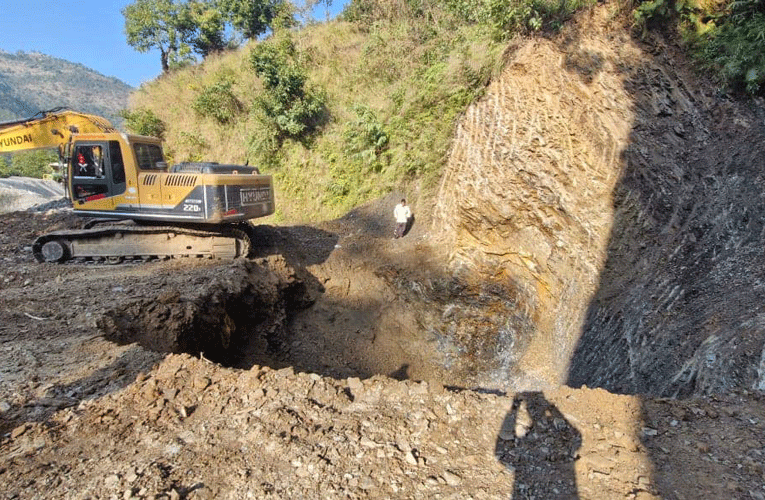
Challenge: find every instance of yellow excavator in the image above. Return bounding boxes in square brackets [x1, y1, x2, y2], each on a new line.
[0, 107, 274, 263]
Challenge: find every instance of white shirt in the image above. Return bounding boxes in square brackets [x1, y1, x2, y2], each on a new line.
[394, 203, 411, 223]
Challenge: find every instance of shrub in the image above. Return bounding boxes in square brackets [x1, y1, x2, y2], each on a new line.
[632, 0, 765, 96]
[192, 75, 243, 124]
[246, 113, 283, 167]
[482, 0, 598, 37]
[249, 34, 328, 147]
[119, 108, 166, 138]
[342, 105, 389, 168]
[344, 0, 599, 40]
[633, 0, 702, 36]
[176, 131, 209, 162]
[699, 1, 765, 95]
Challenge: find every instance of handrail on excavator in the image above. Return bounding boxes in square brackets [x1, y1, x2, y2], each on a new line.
[0, 107, 82, 130]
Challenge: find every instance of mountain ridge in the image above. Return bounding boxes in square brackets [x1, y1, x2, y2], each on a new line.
[0, 50, 133, 126]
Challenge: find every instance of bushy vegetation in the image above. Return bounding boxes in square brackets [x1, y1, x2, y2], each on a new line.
[120, 108, 167, 138]
[345, 0, 597, 39]
[700, 0, 765, 95]
[248, 34, 328, 158]
[192, 73, 243, 125]
[342, 105, 389, 170]
[632, 0, 765, 96]
[0, 150, 58, 179]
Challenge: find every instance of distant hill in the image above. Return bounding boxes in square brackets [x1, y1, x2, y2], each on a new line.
[0, 50, 133, 126]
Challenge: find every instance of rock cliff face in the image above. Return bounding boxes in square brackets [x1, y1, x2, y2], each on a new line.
[432, 8, 765, 396]
[568, 55, 765, 397]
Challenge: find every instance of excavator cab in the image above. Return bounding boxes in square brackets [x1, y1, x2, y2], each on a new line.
[69, 140, 127, 203]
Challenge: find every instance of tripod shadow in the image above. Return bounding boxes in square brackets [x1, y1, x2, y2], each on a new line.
[495, 391, 581, 499]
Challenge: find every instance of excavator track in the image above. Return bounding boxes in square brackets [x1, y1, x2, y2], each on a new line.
[32, 223, 253, 263]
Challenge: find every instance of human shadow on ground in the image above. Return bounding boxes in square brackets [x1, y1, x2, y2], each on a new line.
[403, 213, 416, 237]
[495, 391, 581, 499]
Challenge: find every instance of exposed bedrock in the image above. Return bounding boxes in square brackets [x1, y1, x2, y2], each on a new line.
[431, 12, 765, 396]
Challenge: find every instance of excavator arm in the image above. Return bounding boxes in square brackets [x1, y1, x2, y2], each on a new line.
[0, 107, 117, 154]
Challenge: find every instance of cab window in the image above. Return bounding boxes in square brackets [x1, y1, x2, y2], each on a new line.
[133, 143, 165, 170]
[73, 145, 104, 178]
[109, 141, 125, 184]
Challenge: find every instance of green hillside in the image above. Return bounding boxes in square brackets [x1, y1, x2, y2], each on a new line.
[123, 0, 764, 224]
[0, 50, 133, 125]
[127, 5, 506, 222]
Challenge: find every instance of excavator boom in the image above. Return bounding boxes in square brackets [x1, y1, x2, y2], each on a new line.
[0, 107, 116, 153]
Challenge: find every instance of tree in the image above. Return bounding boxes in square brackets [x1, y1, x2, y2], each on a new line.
[0, 150, 58, 179]
[188, 0, 229, 57]
[124, 0, 297, 73]
[218, 0, 293, 39]
[297, 0, 334, 22]
[123, 0, 196, 73]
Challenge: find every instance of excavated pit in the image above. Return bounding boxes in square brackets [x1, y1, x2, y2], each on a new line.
[94, 243, 536, 389]
[97, 256, 319, 371]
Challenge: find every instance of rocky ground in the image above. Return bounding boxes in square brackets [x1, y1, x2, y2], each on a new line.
[0, 204, 764, 500]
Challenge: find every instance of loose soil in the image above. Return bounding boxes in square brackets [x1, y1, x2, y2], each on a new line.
[1, 204, 764, 500]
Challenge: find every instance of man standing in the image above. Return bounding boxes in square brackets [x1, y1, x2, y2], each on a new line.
[393, 198, 411, 239]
